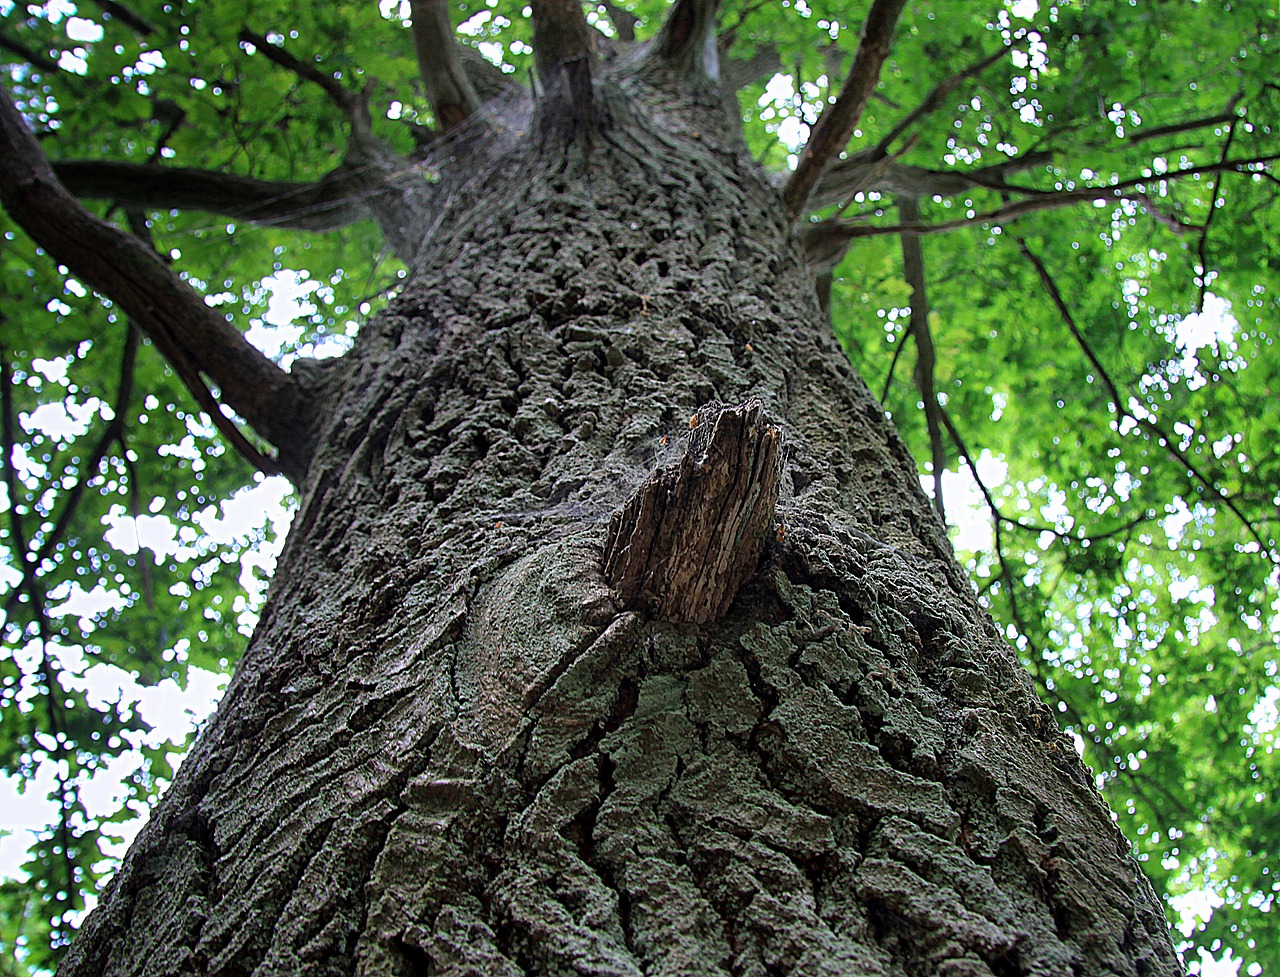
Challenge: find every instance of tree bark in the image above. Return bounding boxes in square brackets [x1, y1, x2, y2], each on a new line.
[59, 61, 1181, 977]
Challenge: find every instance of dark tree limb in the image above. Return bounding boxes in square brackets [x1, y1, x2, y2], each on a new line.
[721, 43, 781, 92]
[599, 1, 639, 42]
[238, 29, 354, 112]
[123, 210, 284, 478]
[807, 150, 1052, 213]
[644, 0, 721, 81]
[51, 159, 369, 231]
[781, 0, 909, 215]
[407, 0, 483, 132]
[899, 196, 946, 522]
[604, 400, 781, 624]
[802, 152, 1280, 245]
[530, 0, 596, 94]
[0, 85, 317, 482]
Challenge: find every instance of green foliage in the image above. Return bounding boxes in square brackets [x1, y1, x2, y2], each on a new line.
[1, 0, 1277, 974]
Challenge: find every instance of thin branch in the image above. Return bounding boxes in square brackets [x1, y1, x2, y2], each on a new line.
[1194, 118, 1238, 313]
[808, 149, 1053, 212]
[645, 0, 721, 81]
[87, 0, 155, 36]
[1015, 234, 1275, 561]
[0, 32, 63, 74]
[123, 210, 282, 477]
[899, 196, 946, 521]
[0, 84, 316, 482]
[1, 351, 78, 941]
[781, 0, 909, 215]
[812, 153, 1280, 242]
[238, 29, 354, 112]
[1128, 108, 1239, 146]
[406, 0, 483, 133]
[874, 46, 1007, 156]
[879, 320, 910, 404]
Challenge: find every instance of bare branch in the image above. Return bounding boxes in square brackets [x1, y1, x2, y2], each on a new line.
[407, 0, 483, 132]
[805, 152, 1280, 243]
[52, 159, 370, 231]
[645, 0, 721, 81]
[721, 44, 781, 92]
[808, 150, 1052, 212]
[0, 84, 317, 482]
[781, 0, 909, 215]
[238, 29, 354, 112]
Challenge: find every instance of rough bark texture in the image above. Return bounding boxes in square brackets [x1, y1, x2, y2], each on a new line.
[60, 58, 1181, 977]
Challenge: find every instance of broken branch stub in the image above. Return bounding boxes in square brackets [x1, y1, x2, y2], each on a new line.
[604, 399, 781, 624]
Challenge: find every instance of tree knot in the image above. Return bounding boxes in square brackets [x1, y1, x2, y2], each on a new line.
[603, 399, 781, 625]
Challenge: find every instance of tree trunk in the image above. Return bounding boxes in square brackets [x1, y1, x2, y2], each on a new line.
[60, 66, 1181, 977]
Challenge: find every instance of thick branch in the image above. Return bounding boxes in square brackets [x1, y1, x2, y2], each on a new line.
[52, 159, 370, 231]
[644, 0, 721, 81]
[781, 0, 909, 215]
[408, 0, 483, 132]
[530, 0, 596, 94]
[604, 400, 780, 624]
[600, 1, 639, 42]
[0, 85, 316, 481]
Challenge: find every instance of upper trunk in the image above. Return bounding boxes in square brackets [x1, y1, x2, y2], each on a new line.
[60, 59, 1180, 977]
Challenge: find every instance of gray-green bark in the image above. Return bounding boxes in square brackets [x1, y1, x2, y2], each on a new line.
[60, 61, 1181, 977]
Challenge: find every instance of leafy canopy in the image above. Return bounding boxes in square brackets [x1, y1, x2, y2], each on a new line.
[1, 0, 1277, 973]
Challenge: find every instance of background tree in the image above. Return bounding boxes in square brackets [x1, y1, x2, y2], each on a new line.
[0, 0, 1276, 974]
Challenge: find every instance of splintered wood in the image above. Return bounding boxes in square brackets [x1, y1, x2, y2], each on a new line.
[603, 399, 781, 624]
